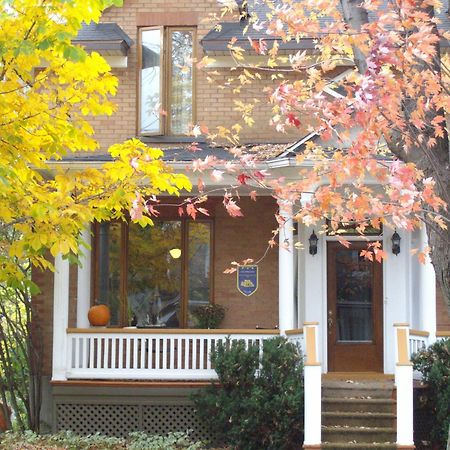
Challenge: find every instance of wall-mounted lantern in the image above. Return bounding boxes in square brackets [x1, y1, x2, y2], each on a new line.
[309, 230, 318, 255]
[391, 230, 401, 255]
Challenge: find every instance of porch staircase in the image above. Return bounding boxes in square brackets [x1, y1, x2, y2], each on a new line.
[321, 376, 397, 449]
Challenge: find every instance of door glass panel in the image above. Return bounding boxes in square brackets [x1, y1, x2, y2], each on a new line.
[335, 249, 373, 342]
[187, 222, 211, 327]
[97, 222, 121, 326]
[127, 222, 181, 327]
[141, 28, 161, 134]
[169, 30, 193, 134]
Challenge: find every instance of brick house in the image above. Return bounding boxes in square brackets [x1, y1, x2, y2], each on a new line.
[33, 1, 450, 448]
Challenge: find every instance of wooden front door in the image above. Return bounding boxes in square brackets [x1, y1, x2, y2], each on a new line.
[327, 242, 383, 372]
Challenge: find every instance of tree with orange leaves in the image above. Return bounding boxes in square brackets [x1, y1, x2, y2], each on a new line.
[194, 0, 450, 313]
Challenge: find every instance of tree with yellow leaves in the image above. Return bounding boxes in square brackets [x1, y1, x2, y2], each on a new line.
[0, 0, 191, 288]
[0, 0, 191, 430]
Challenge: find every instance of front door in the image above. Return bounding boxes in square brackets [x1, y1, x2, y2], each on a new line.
[327, 242, 383, 372]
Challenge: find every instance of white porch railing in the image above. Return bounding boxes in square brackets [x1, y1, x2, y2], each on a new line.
[285, 328, 304, 349]
[436, 331, 450, 341]
[302, 322, 322, 448]
[64, 328, 304, 381]
[408, 329, 429, 357]
[394, 324, 414, 448]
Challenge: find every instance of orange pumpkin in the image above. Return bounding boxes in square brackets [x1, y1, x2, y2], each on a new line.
[88, 304, 111, 327]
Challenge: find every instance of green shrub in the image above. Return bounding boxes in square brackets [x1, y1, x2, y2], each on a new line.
[192, 336, 304, 450]
[127, 431, 204, 450]
[0, 430, 204, 450]
[412, 338, 450, 448]
[0, 431, 125, 450]
[192, 304, 225, 329]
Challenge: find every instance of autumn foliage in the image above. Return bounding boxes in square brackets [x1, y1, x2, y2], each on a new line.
[193, 0, 450, 305]
[0, 0, 190, 287]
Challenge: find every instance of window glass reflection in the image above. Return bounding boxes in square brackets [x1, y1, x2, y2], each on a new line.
[187, 222, 211, 327]
[170, 30, 193, 134]
[336, 249, 373, 342]
[97, 222, 121, 326]
[96, 220, 212, 328]
[141, 29, 161, 134]
[127, 222, 182, 327]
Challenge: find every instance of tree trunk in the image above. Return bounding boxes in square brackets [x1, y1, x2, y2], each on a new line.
[426, 201, 450, 313]
[339, 0, 368, 73]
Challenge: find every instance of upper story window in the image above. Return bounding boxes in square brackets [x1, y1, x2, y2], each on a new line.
[139, 27, 195, 136]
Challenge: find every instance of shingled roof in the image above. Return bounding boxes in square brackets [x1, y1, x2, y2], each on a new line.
[201, 19, 315, 53]
[74, 22, 134, 55]
[58, 140, 293, 165]
[202, 0, 450, 53]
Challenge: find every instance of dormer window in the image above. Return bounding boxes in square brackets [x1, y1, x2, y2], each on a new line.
[139, 27, 195, 136]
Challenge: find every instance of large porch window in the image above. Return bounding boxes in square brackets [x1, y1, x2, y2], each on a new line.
[93, 220, 212, 328]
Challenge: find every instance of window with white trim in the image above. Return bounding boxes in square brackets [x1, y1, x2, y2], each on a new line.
[139, 27, 195, 136]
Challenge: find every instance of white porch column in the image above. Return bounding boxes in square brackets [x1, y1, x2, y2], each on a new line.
[394, 323, 414, 448]
[278, 201, 295, 333]
[419, 226, 436, 342]
[303, 322, 322, 448]
[297, 222, 306, 327]
[384, 228, 410, 374]
[52, 254, 70, 381]
[77, 228, 92, 328]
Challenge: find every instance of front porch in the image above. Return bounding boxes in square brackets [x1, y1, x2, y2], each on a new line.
[50, 208, 440, 382]
[46, 198, 443, 447]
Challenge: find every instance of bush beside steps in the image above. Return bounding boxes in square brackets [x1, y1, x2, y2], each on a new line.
[412, 337, 450, 450]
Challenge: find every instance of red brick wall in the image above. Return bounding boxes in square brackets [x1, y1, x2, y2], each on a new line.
[86, 0, 321, 150]
[213, 196, 279, 329]
[89, 1, 219, 150]
[436, 280, 450, 332]
[32, 267, 54, 377]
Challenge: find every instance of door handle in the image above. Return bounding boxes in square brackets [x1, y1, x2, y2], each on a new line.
[328, 310, 333, 333]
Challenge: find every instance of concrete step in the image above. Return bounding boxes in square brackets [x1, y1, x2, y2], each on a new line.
[323, 411, 396, 428]
[322, 379, 395, 389]
[322, 426, 396, 444]
[323, 398, 395, 413]
[322, 373, 394, 382]
[323, 386, 394, 399]
[322, 380, 395, 399]
[322, 443, 397, 449]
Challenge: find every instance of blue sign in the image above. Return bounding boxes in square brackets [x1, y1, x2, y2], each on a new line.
[237, 265, 258, 296]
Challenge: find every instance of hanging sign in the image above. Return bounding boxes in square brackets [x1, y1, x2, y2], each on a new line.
[237, 265, 258, 296]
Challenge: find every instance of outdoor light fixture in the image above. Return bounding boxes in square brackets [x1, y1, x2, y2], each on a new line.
[309, 230, 318, 255]
[391, 230, 401, 255]
[169, 248, 182, 259]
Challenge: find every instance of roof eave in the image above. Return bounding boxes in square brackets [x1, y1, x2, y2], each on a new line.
[73, 40, 130, 56]
[201, 37, 316, 53]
